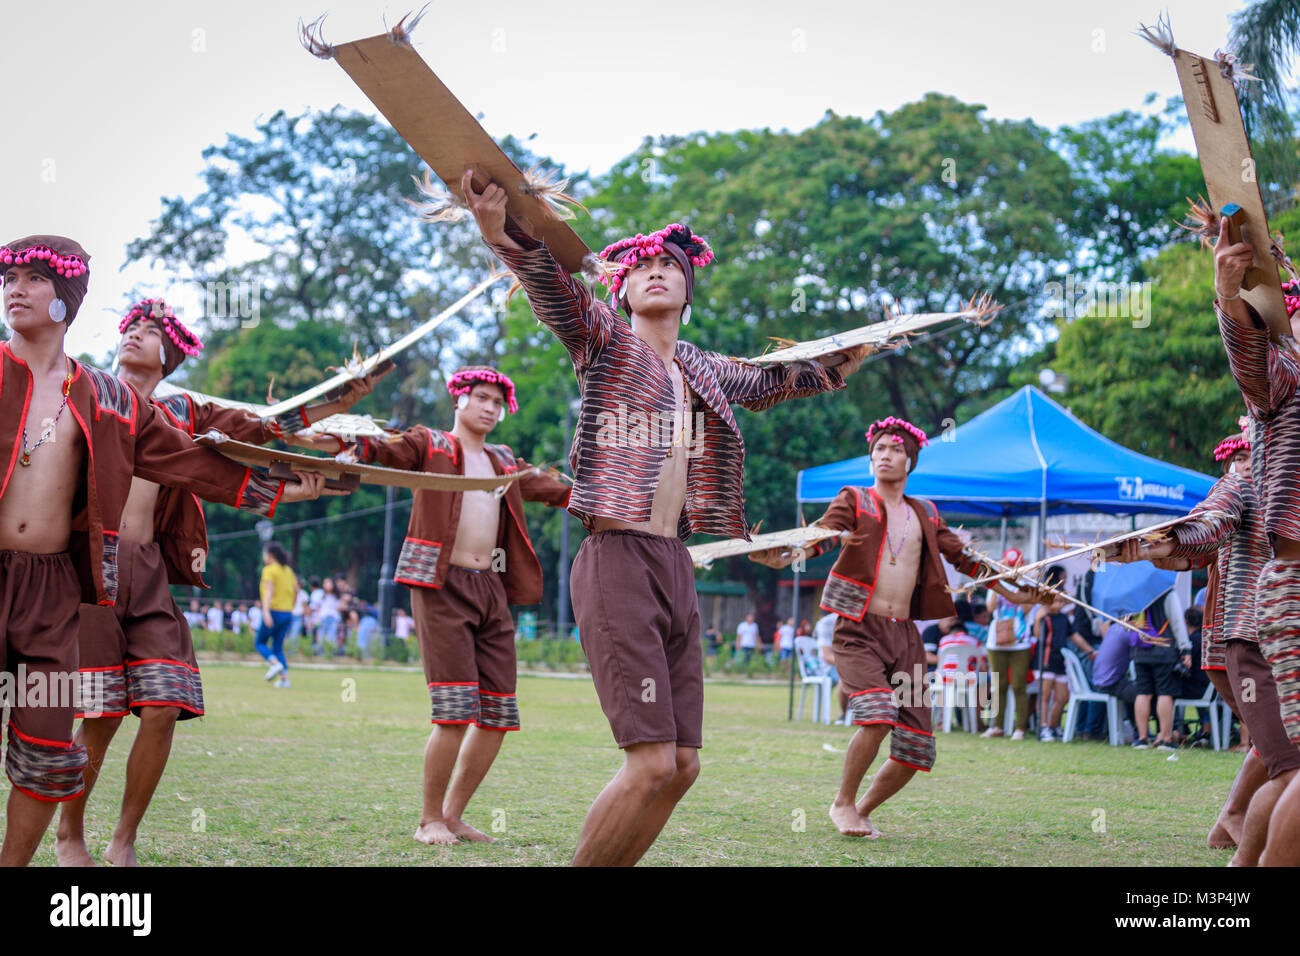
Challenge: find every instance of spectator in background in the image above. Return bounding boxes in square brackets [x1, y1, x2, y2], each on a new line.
[702, 625, 721, 656]
[920, 616, 956, 669]
[289, 587, 306, 648]
[185, 599, 205, 632]
[736, 612, 760, 663]
[1131, 589, 1192, 750]
[777, 617, 796, 661]
[982, 549, 1035, 741]
[257, 543, 299, 689]
[231, 604, 248, 635]
[1033, 566, 1094, 741]
[394, 607, 415, 642]
[1092, 615, 1139, 739]
[307, 576, 325, 643]
[248, 601, 263, 635]
[813, 613, 840, 704]
[355, 605, 380, 659]
[206, 603, 224, 634]
[315, 577, 342, 656]
[1176, 606, 1212, 743]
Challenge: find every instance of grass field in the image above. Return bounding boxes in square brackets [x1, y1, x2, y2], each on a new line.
[15, 662, 1242, 866]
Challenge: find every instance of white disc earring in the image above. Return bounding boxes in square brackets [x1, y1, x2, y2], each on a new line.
[48, 298, 67, 322]
[159, 344, 168, 367]
[497, 407, 506, 422]
[456, 394, 470, 410]
[681, 304, 691, 326]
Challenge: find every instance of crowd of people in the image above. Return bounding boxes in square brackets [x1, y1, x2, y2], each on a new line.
[181, 559, 414, 680]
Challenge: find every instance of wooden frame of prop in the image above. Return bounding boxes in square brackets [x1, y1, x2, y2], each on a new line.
[196, 431, 530, 494]
[301, 11, 593, 274]
[1140, 15, 1298, 341]
[153, 381, 388, 440]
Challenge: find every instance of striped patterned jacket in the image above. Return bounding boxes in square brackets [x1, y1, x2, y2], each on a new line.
[488, 231, 846, 540]
[0, 345, 282, 606]
[803, 485, 989, 621]
[1169, 467, 1270, 645]
[1217, 303, 1300, 543]
[355, 426, 571, 604]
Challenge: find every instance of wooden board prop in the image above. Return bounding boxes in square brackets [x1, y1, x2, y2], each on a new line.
[687, 525, 843, 569]
[259, 273, 503, 421]
[748, 297, 1000, 366]
[195, 431, 529, 494]
[1141, 17, 1295, 342]
[302, 14, 592, 274]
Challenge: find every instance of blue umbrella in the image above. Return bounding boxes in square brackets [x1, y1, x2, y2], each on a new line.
[1089, 562, 1177, 619]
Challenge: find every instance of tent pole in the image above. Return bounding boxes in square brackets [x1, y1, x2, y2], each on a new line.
[789, 496, 801, 721]
[999, 515, 1008, 557]
[1039, 500, 1048, 564]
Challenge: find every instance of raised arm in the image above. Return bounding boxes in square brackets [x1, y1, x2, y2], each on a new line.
[354, 426, 430, 473]
[133, 402, 326, 516]
[463, 169, 613, 369]
[516, 458, 572, 508]
[1213, 216, 1300, 415]
[701, 351, 857, 412]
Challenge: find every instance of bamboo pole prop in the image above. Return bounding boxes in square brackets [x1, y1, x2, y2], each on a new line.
[961, 514, 1229, 590]
[260, 272, 506, 421]
[956, 544, 1163, 642]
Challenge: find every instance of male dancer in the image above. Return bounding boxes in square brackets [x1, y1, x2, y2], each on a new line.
[462, 169, 866, 865]
[351, 365, 569, 845]
[753, 417, 1043, 837]
[0, 237, 326, 866]
[1195, 219, 1300, 864]
[1114, 421, 1292, 862]
[55, 297, 376, 866]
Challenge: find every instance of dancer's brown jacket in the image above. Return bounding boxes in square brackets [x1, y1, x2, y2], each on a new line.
[356, 426, 570, 604]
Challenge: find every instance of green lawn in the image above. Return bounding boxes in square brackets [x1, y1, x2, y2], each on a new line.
[18, 663, 1240, 866]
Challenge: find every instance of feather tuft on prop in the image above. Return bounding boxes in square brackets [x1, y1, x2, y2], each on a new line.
[299, 14, 334, 59]
[326, 341, 367, 380]
[1178, 195, 1220, 248]
[1135, 13, 1178, 58]
[386, 4, 431, 49]
[580, 252, 623, 288]
[1215, 49, 1260, 85]
[963, 291, 1003, 326]
[265, 377, 278, 405]
[409, 169, 471, 224]
[1270, 233, 1300, 285]
[519, 165, 589, 221]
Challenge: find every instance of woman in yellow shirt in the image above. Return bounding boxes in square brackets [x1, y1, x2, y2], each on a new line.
[257, 543, 299, 688]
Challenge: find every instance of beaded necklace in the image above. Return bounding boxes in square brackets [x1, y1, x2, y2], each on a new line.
[20, 357, 73, 466]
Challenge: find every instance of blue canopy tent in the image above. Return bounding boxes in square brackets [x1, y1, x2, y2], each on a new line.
[797, 385, 1216, 519]
[788, 385, 1216, 629]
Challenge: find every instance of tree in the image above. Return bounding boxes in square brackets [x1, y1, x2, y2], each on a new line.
[1229, 0, 1300, 210]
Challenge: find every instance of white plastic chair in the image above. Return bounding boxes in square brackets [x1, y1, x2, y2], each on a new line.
[934, 640, 983, 732]
[1174, 681, 1224, 752]
[1061, 649, 1122, 746]
[794, 636, 834, 724]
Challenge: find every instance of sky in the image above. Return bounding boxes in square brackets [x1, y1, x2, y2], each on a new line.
[1, 0, 1258, 362]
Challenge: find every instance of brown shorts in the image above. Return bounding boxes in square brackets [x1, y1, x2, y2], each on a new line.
[570, 530, 703, 750]
[833, 611, 935, 772]
[410, 566, 519, 731]
[1225, 638, 1300, 777]
[75, 541, 203, 720]
[0, 551, 88, 802]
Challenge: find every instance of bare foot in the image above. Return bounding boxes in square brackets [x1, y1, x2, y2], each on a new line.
[829, 801, 874, 837]
[104, 839, 138, 867]
[414, 820, 460, 845]
[446, 818, 498, 843]
[859, 815, 885, 839]
[1207, 820, 1237, 850]
[54, 835, 97, 868]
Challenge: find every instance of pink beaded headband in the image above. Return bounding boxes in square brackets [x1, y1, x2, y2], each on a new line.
[865, 416, 929, 449]
[1284, 280, 1300, 317]
[1214, 436, 1250, 461]
[597, 223, 714, 302]
[447, 367, 517, 414]
[119, 298, 204, 357]
[0, 243, 88, 278]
